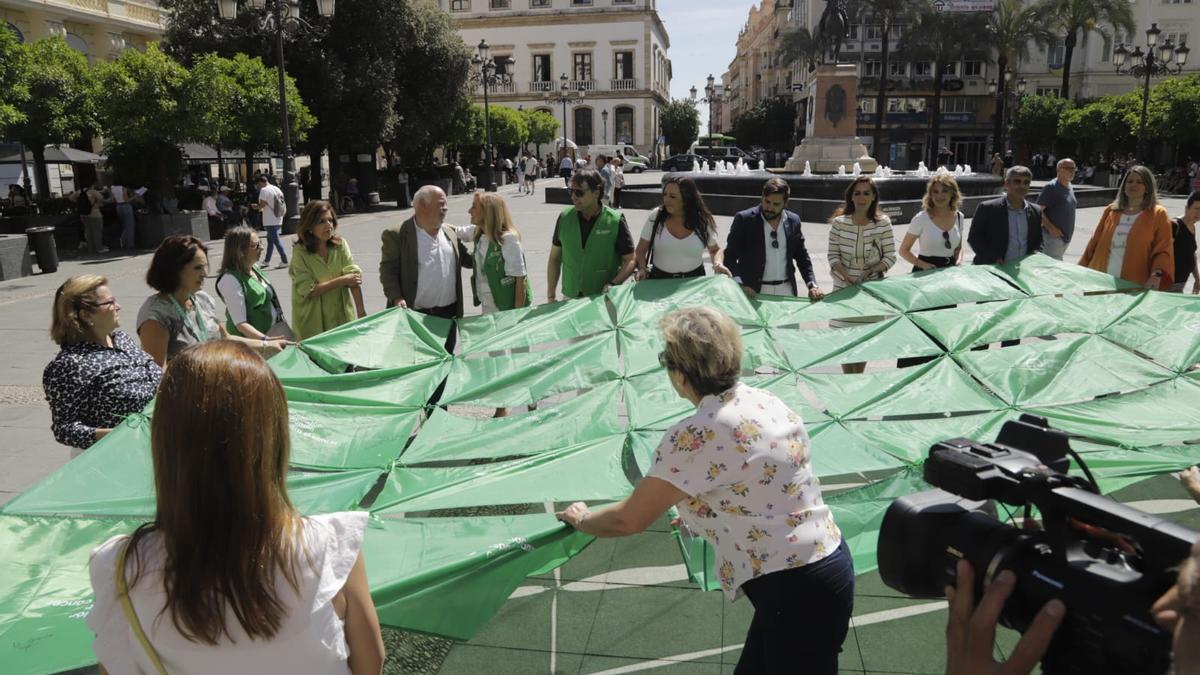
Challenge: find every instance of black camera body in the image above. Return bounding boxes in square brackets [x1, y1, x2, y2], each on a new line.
[877, 415, 1198, 675]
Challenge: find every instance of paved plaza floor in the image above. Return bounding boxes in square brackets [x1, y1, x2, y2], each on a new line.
[0, 172, 1193, 674]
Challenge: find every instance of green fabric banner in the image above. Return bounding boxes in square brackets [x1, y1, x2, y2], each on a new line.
[2, 259, 1199, 670]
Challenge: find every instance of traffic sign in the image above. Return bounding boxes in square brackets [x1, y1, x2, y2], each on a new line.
[933, 0, 993, 11]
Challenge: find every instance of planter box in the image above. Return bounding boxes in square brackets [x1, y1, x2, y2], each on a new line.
[0, 234, 33, 281]
[135, 211, 210, 249]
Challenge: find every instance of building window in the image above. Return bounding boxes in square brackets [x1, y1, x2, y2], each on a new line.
[575, 107, 594, 145]
[862, 60, 882, 77]
[489, 0, 510, 8]
[888, 61, 907, 76]
[530, 0, 550, 6]
[963, 60, 984, 77]
[1165, 32, 1190, 47]
[450, 0, 470, 11]
[941, 97, 976, 113]
[533, 54, 551, 82]
[572, 0, 593, 5]
[573, 53, 592, 81]
[614, 51, 634, 80]
[847, 24, 859, 39]
[865, 24, 883, 40]
[1036, 86, 1061, 97]
[613, 0, 635, 4]
[1048, 40, 1065, 67]
[614, 106, 634, 144]
[859, 98, 876, 114]
[943, 62, 959, 76]
[914, 61, 932, 76]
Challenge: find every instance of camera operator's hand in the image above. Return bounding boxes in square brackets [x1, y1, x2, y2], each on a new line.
[1178, 465, 1200, 505]
[945, 559, 1065, 675]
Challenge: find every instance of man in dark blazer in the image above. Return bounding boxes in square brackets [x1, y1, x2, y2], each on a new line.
[725, 178, 825, 300]
[379, 185, 471, 322]
[967, 166, 1044, 265]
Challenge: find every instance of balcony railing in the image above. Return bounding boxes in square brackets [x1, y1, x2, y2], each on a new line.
[568, 79, 597, 92]
[529, 81, 554, 93]
[610, 78, 639, 91]
[478, 81, 517, 95]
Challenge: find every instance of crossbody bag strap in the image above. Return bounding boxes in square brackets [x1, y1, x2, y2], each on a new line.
[116, 541, 170, 675]
[647, 208, 665, 271]
[254, 267, 285, 318]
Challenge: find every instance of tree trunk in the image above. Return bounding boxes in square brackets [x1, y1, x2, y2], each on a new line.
[30, 143, 50, 203]
[1060, 29, 1077, 99]
[245, 148, 255, 194]
[874, 14, 890, 166]
[308, 149, 324, 202]
[993, 54, 1008, 156]
[928, 61, 946, 168]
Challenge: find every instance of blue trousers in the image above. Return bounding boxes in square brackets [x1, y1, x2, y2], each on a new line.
[263, 225, 287, 264]
[735, 538, 855, 674]
[116, 203, 135, 249]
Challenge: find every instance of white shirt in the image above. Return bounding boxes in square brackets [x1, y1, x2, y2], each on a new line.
[524, 158, 539, 176]
[216, 272, 281, 327]
[1108, 211, 1140, 278]
[648, 383, 842, 600]
[906, 210, 962, 256]
[760, 215, 789, 283]
[414, 225, 459, 310]
[110, 185, 128, 204]
[202, 195, 220, 217]
[258, 184, 285, 227]
[86, 512, 367, 675]
[640, 208, 717, 274]
[455, 225, 528, 313]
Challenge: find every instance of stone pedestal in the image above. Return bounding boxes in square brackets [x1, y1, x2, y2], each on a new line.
[785, 64, 878, 174]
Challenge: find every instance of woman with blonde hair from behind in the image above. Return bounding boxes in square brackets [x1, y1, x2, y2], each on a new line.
[457, 191, 532, 313]
[86, 340, 385, 674]
[1079, 165, 1174, 289]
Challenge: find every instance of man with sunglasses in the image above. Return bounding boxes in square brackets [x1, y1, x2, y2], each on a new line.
[967, 166, 1043, 266]
[547, 169, 636, 301]
[725, 178, 824, 300]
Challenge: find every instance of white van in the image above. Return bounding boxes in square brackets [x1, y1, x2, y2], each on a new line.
[581, 144, 650, 173]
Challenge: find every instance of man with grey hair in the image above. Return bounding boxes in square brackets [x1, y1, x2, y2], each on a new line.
[1036, 158, 1078, 260]
[967, 165, 1043, 266]
[380, 185, 471, 327]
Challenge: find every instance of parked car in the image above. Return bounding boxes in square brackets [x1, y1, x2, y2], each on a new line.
[581, 144, 650, 173]
[661, 154, 711, 172]
[692, 145, 761, 169]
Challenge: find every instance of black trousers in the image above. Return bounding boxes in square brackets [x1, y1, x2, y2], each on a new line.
[735, 539, 855, 674]
[415, 302, 459, 404]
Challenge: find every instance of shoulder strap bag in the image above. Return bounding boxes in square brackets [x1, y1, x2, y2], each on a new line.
[116, 540, 170, 675]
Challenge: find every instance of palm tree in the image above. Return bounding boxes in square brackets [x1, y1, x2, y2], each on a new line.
[779, 26, 824, 73]
[1041, 0, 1135, 99]
[898, 1, 991, 167]
[987, 0, 1055, 154]
[859, 0, 911, 166]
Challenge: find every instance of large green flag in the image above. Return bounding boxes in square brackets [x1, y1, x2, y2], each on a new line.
[3, 256, 1200, 674]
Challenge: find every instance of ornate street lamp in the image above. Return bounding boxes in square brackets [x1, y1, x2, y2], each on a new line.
[987, 71, 1025, 156]
[690, 74, 720, 146]
[471, 39, 514, 192]
[545, 73, 584, 161]
[1113, 23, 1189, 162]
[215, 0, 333, 232]
[601, 109, 609, 144]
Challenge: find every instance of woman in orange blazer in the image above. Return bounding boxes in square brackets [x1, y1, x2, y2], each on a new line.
[1079, 164, 1174, 290]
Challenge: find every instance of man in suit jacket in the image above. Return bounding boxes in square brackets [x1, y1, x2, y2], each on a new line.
[967, 166, 1044, 265]
[725, 178, 825, 300]
[380, 185, 471, 324]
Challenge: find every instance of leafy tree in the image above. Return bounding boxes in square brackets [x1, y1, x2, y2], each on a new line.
[1041, 0, 1134, 99]
[660, 99, 700, 156]
[1058, 93, 1138, 154]
[444, 102, 483, 163]
[0, 25, 28, 133]
[486, 105, 529, 158]
[986, 0, 1055, 153]
[897, 1, 990, 166]
[731, 98, 796, 152]
[96, 44, 193, 200]
[522, 108, 559, 157]
[859, 0, 911, 165]
[7, 37, 99, 201]
[1010, 94, 1072, 153]
[1151, 74, 1200, 148]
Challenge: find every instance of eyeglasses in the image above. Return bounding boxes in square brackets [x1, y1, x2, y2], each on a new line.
[250, 241, 262, 250]
[942, 230, 952, 249]
[770, 229, 779, 249]
[94, 299, 118, 308]
[569, 188, 588, 198]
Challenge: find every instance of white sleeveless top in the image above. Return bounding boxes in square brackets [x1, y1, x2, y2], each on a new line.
[86, 511, 367, 675]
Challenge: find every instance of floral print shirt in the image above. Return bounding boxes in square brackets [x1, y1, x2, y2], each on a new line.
[648, 382, 842, 600]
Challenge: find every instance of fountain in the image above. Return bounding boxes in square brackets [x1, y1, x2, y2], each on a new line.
[802, 161, 813, 177]
[852, 162, 862, 176]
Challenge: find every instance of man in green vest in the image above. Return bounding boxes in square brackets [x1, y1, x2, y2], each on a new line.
[547, 168, 636, 301]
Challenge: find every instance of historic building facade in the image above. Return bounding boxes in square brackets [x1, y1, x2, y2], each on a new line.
[1, 0, 165, 60]
[437, 0, 672, 158]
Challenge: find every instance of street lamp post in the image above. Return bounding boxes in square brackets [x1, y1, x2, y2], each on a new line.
[690, 74, 719, 145]
[987, 71, 1025, 157]
[602, 109, 609, 144]
[545, 73, 583, 161]
[215, 0, 334, 233]
[1113, 23, 1189, 162]
[471, 39, 514, 192]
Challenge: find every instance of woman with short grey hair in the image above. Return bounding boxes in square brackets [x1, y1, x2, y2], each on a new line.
[557, 307, 854, 674]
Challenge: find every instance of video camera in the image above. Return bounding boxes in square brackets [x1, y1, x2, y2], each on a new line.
[877, 414, 1198, 675]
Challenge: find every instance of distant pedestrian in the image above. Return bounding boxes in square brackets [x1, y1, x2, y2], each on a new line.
[596, 155, 614, 205]
[523, 154, 539, 195]
[559, 154, 574, 186]
[83, 181, 108, 253]
[990, 153, 1004, 177]
[254, 175, 288, 267]
[43, 275, 161, 454]
[1169, 191, 1200, 294]
[290, 201, 366, 341]
[516, 155, 527, 193]
[111, 182, 136, 250]
[1036, 158, 1078, 260]
[611, 157, 626, 208]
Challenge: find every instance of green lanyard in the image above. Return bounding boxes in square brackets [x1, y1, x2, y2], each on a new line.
[169, 294, 209, 343]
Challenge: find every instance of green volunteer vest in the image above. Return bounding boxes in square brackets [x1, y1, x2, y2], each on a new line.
[473, 236, 533, 311]
[558, 206, 622, 298]
[217, 266, 274, 334]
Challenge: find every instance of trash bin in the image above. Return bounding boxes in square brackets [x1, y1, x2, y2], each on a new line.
[25, 226, 58, 274]
[367, 191, 381, 208]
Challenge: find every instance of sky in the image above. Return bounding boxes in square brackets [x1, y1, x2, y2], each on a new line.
[656, 0, 756, 132]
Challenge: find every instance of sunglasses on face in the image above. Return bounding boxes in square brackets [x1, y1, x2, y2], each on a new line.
[770, 229, 780, 249]
[570, 188, 588, 198]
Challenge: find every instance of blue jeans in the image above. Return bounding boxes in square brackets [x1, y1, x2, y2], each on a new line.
[116, 203, 135, 249]
[735, 538, 855, 674]
[263, 225, 287, 264]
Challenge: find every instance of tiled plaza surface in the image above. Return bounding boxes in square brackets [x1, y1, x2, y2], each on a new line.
[0, 172, 1193, 674]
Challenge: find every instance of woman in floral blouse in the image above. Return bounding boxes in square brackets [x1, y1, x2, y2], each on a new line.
[557, 307, 853, 674]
